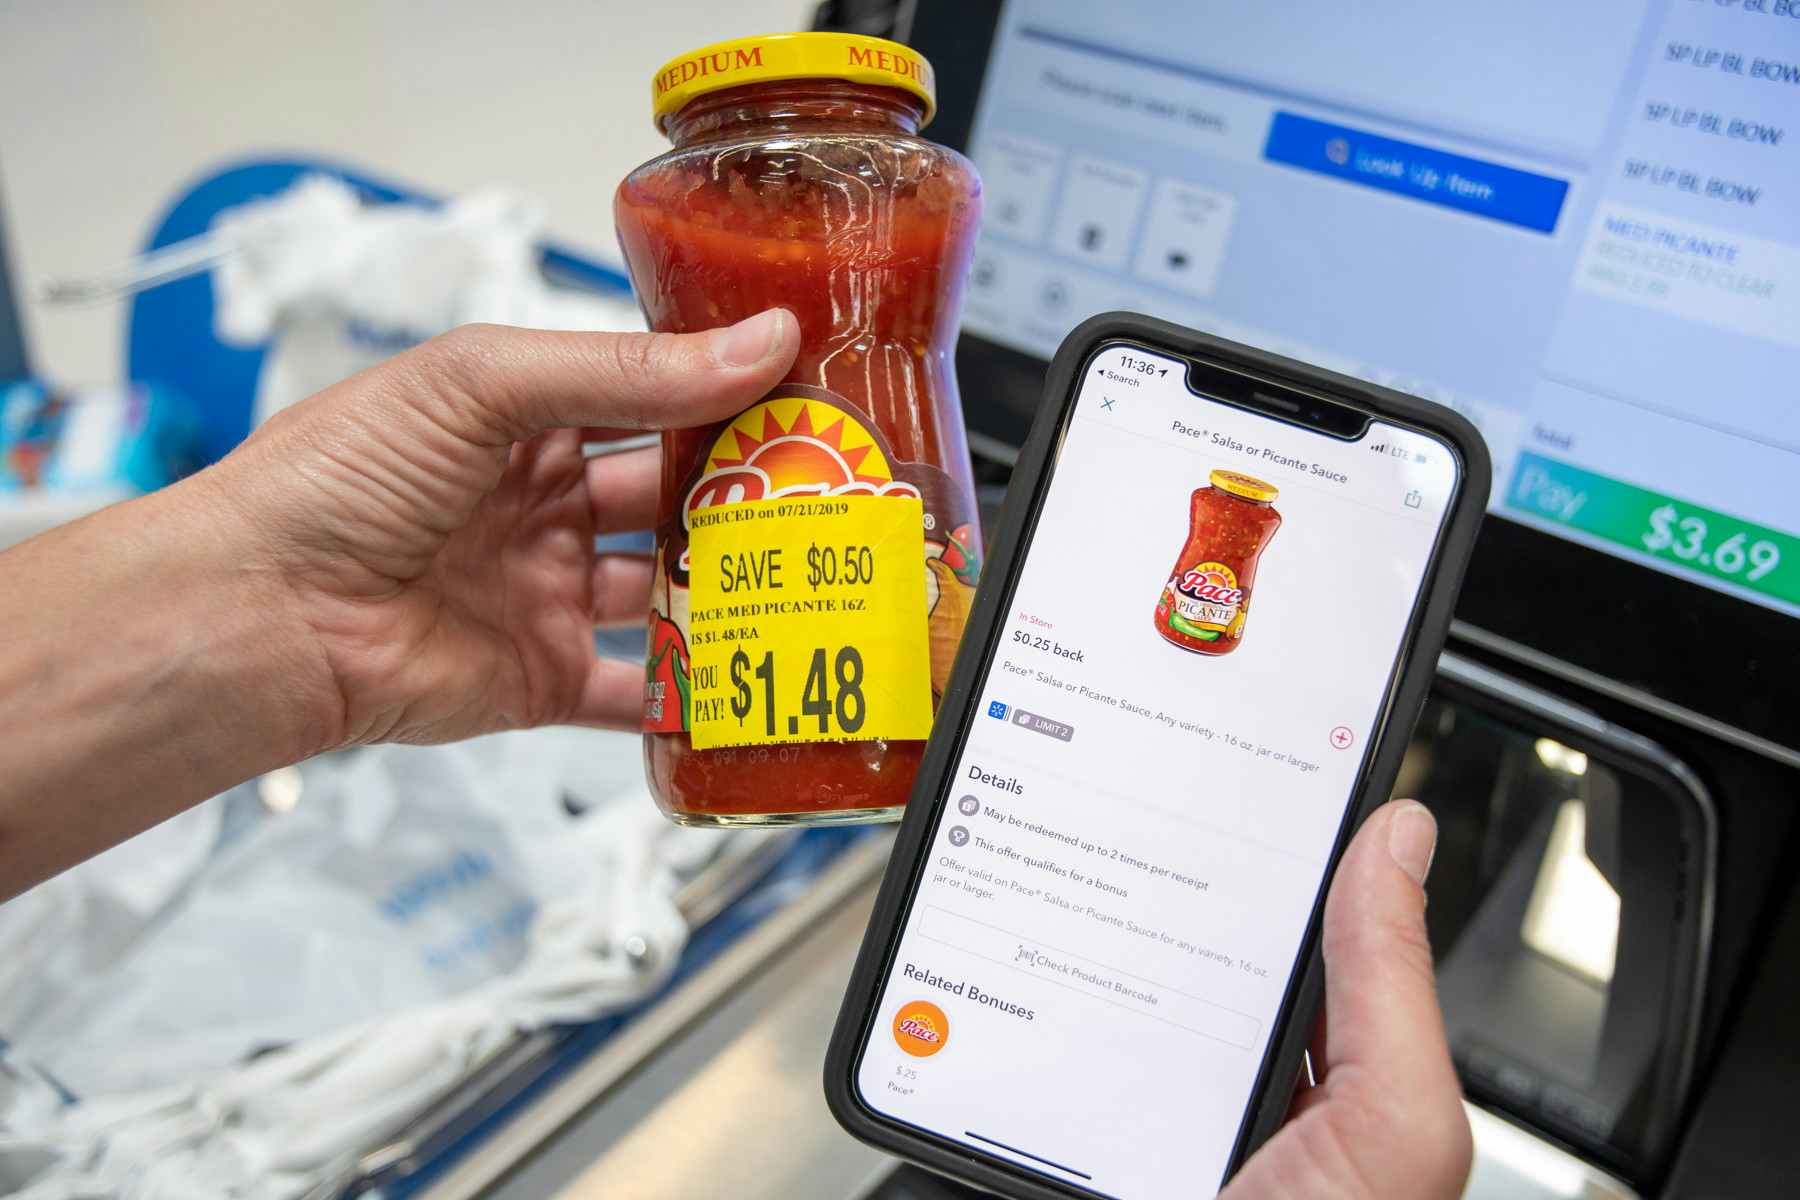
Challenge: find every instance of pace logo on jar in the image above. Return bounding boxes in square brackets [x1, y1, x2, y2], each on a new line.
[892, 999, 950, 1057]
[1171, 561, 1243, 633]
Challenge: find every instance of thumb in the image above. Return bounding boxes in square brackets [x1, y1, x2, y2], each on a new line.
[372, 308, 798, 445]
[1225, 801, 1469, 1200]
[1316, 800, 1470, 1194]
[1319, 800, 1451, 1090]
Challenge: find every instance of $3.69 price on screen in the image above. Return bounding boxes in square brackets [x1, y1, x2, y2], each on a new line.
[1642, 503, 1782, 584]
[1507, 452, 1799, 608]
[685, 496, 935, 750]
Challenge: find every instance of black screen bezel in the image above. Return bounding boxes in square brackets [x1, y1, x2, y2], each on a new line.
[825, 314, 1492, 1198]
[904, 0, 1799, 756]
[0, 191, 30, 384]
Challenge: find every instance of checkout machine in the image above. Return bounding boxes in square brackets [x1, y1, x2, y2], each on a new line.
[1, 3, 1793, 1199]
[867, 3, 1798, 1198]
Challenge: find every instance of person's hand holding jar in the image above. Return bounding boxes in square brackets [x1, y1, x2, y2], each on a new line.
[0, 312, 795, 900]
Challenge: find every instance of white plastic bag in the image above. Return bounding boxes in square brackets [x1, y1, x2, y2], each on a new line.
[0, 728, 738, 1199]
[209, 175, 644, 426]
[0, 795, 223, 1047]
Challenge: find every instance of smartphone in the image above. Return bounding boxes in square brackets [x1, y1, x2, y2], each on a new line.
[826, 314, 1490, 1198]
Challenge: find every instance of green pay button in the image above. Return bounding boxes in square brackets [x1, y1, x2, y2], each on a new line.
[1505, 452, 1798, 608]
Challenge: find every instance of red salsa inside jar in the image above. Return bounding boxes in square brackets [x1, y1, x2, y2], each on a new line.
[1154, 470, 1282, 655]
[616, 34, 983, 826]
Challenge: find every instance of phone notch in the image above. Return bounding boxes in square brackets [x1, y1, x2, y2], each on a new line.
[1183, 355, 1370, 440]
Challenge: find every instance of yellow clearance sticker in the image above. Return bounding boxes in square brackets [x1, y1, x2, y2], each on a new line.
[686, 495, 933, 751]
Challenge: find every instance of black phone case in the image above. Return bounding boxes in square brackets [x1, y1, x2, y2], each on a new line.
[824, 312, 1493, 1199]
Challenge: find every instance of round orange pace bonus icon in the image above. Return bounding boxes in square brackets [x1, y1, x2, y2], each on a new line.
[892, 999, 951, 1058]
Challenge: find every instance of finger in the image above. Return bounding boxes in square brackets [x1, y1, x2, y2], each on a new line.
[395, 308, 797, 445]
[1285, 1015, 1329, 1121]
[585, 445, 662, 535]
[1284, 1068, 1319, 1122]
[568, 655, 649, 730]
[1315, 800, 1470, 1192]
[1318, 801, 1454, 1094]
[591, 552, 654, 626]
[1224, 802, 1469, 1200]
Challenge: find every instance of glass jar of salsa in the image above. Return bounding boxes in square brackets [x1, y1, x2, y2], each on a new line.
[616, 34, 983, 826]
[1154, 470, 1282, 655]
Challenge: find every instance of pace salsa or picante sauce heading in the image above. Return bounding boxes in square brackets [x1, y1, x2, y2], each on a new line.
[617, 32, 983, 827]
[1155, 470, 1282, 656]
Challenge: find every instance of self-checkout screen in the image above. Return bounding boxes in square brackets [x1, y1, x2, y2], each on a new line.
[959, 0, 1798, 618]
[853, 345, 1459, 1196]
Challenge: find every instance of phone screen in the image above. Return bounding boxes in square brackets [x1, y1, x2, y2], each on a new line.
[852, 342, 1462, 1197]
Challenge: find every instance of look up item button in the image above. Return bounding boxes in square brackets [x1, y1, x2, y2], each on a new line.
[1263, 113, 1569, 234]
[1011, 708, 1074, 741]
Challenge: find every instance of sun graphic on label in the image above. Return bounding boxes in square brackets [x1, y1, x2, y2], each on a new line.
[892, 999, 950, 1058]
[684, 395, 921, 526]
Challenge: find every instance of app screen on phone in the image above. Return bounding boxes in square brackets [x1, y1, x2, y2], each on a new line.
[855, 344, 1461, 1197]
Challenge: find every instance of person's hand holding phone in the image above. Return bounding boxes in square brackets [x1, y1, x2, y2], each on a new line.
[1224, 800, 1472, 1200]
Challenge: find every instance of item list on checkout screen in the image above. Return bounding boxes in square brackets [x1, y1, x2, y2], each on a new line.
[858, 345, 1458, 1197]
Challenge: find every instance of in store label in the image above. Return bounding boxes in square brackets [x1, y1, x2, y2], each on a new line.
[686, 495, 933, 750]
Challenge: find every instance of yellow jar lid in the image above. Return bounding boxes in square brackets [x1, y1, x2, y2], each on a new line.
[1209, 469, 1279, 502]
[650, 33, 937, 132]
